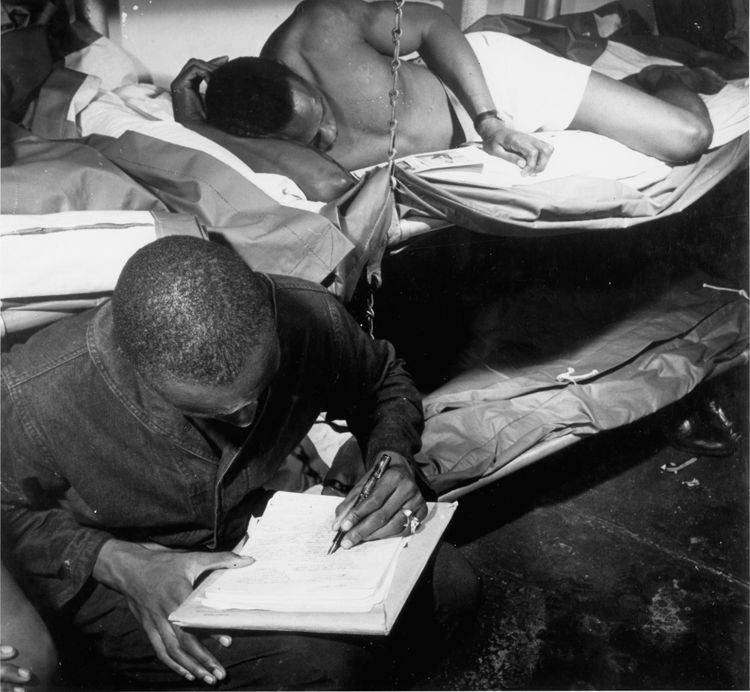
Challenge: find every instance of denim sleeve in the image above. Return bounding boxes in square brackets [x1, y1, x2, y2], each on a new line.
[322, 297, 424, 469]
[1, 380, 112, 610]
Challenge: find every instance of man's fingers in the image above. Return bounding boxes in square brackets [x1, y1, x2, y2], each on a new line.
[340, 484, 425, 546]
[171, 57, 227, 92]
[496, 149, 524, 168]
[184, 57, 226, 76]
[0, 662, 31, 684]
[156, 619, 225, 685]
[0, 646, 17, 661]
[486, 130, 555, 175]
[144, 622, 197, 683]
[367, 500, 428, 541]
[370, 486, 428, 540]
[335, 470, 403, 533]
[332, 471, 382, 530]
[178, 630, 228, 683]
[211, 633, 233, 648]
[331, 453, 423, 546]
[343, 499, 423, 546]
[183, 57, 224, 72]
[520, 146, 539, 175]
[125, 562, 233, 685]
[534, 142, 554, 173]
[332, 494, 356, 530]
[487, 143, 524, 168]
[338, 506, 389, 548]
[202, 56, 230, 87]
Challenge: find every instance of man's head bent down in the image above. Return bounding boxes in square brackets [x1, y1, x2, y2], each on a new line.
[205, 57, 337, 151]
[112, 236, 279, 426]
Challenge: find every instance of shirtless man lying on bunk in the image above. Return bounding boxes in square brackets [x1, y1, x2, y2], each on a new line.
[171, 0, 718, 197]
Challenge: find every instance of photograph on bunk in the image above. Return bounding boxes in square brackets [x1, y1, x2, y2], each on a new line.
[1, 0, 748, 690]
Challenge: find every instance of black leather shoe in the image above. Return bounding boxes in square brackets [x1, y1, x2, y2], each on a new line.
[666, 411, 737, 457]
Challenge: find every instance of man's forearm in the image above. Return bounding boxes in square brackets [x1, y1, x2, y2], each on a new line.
[92, 538, 141, 593]
[363, 2, 497, 121]
[365, 368, 423, 464]
[406, 6, 497, 121]
[344, 354, 424, 469]
[322, 285, 424, 469]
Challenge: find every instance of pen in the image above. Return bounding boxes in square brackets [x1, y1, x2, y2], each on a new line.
[327, 453, 392, 555]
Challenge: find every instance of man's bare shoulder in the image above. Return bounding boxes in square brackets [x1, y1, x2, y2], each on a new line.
[262, 0, 370, 58]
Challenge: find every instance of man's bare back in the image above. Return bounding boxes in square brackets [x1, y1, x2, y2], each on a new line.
[260, 0, 459, 170]
[262, 0, 715, 172]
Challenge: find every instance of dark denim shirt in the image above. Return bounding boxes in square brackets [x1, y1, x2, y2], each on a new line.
[1, 275, 423, 610]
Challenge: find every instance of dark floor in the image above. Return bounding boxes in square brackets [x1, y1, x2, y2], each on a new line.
[418, 372, 748, 690]
[365, 169, 749, 690]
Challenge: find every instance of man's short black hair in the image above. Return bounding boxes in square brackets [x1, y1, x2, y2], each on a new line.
[205, 57, 296, 138]
[112, 236, 274, 386]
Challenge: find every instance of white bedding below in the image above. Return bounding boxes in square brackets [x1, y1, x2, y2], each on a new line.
[391, 131, 672, 191]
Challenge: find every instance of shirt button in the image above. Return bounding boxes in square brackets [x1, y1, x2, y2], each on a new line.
[57, 560, 72, 579]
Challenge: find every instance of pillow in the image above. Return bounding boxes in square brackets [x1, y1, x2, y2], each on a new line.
[78, 84, 328, 208]
[78, 83, 355, 205]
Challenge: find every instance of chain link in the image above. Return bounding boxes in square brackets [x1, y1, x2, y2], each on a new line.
[386, 0, 404, 174]
[364, 286, 376, 339]
[363, 0, 404, 339]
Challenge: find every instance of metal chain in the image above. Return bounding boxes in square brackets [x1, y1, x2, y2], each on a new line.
[364, 0, 404, 340]
[364, 289, 376, 338]
[386, 0, 404, 177]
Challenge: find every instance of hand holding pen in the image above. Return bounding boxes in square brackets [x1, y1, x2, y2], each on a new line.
[328, 454, 391, 555]
[327, 452, 428, 554]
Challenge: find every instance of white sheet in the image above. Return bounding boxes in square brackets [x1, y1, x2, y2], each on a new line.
[391, 131, 671, 191]
[1, 211, 164, 299]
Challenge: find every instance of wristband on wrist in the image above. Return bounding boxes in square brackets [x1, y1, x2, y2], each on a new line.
[473, 109, 503, 131]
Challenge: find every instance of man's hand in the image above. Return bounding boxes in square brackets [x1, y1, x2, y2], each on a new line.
[170, 56, 228, 124]
[332, 452, 427, 550]
[93, 539, 254, 685]
[1, 646, 32, 691]
[478, 118, 554, 176]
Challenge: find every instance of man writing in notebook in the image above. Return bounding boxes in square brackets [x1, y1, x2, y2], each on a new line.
[171, 0, 716, 186]
[2, 236, 479, 690]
